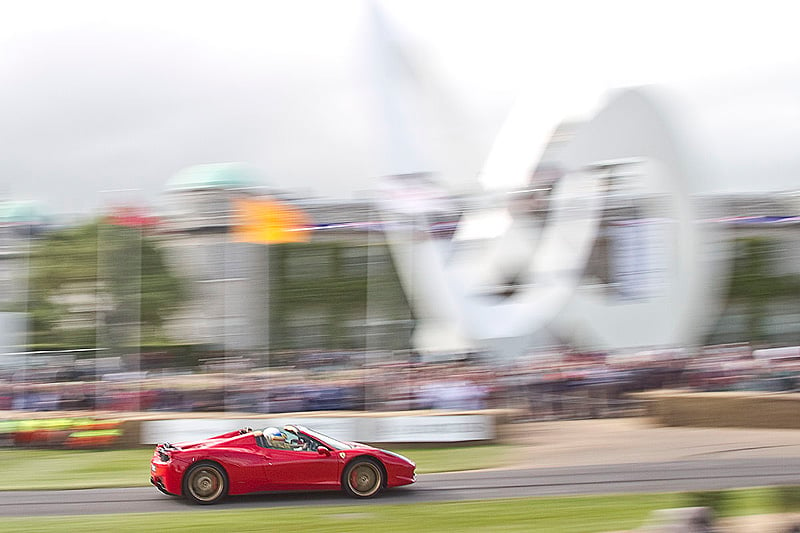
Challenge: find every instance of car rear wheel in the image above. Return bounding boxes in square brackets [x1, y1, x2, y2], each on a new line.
[343, 458, 383, 498]
[183, 461, 228, 505]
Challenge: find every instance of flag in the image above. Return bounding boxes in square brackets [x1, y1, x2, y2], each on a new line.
[233, 197, 311, 244]
[106, 206, 159, 228]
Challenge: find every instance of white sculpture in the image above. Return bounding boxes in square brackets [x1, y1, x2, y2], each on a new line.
[368, 4, 800, 359]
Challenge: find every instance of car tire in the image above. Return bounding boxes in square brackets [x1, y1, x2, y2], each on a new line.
[342, 458, 383, 498]
[183, 461, 228, 505]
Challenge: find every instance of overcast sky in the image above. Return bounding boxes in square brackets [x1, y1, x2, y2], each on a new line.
[1, 0, 798, 216]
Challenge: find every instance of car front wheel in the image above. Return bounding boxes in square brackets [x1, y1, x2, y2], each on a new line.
[183, 461, 228, 505]
[343, 458, 383, 498]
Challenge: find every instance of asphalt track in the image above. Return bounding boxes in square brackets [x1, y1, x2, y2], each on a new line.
[4, 457, 800, 516]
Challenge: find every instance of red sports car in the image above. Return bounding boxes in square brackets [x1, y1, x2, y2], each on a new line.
[150, 424, 416, 504]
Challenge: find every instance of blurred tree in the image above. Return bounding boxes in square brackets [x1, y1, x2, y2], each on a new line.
[727, 237, 800, 343]
[269, 241, 412, 351]
[27, 220, 184, 348]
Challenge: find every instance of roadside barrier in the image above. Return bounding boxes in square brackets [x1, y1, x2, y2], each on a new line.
[636, 390, 800, 429]
[139, 412, 497, 445]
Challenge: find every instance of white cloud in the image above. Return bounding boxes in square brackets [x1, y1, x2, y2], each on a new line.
[0, 0, 798, 213]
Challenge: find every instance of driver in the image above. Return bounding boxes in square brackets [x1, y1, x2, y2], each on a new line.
[263, 427, 293, 450]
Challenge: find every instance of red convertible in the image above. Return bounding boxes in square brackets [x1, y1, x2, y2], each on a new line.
[150, 424, 416, 504]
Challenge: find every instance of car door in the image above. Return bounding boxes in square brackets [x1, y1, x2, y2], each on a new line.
[217, 440, 275, 494]
[262, 447, 341, 490]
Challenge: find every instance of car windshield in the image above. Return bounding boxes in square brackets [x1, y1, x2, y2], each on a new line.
[293, 426, 352, 451]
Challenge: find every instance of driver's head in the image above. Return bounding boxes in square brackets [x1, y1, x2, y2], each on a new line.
[264, 427, 285, 442]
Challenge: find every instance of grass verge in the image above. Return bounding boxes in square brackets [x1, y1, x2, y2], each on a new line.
[1, 494, 685, 533]
[0, 444, 516, 491]
[1, 489, 791, 533]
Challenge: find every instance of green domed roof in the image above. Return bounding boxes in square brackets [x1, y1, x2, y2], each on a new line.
[166, 163, 263, 192]
[0, 200, 49, 224]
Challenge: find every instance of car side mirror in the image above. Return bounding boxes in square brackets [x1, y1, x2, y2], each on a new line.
[317, 446, 331, 456]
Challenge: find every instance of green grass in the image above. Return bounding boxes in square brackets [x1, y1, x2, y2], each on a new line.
[0, 495, 685, 532]
[0, 448, 152, 490]
[0, 489, 788, 533]
[0, 445, 516, 491]
[395, 444, 514, 473]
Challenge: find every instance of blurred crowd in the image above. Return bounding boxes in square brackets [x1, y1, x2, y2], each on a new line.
[1, 344, 800, 419]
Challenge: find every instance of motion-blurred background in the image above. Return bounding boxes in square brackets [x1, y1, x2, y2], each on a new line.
[1, 0, 800, 421]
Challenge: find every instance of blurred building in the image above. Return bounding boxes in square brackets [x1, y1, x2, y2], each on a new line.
[157, 163, 412, 356]
[4, 153, 800, 361]
[266, 197, 413, 354]
[157, 163, 273, 352]
[0, 200, 49, 351]
[705, 194, 800, 345]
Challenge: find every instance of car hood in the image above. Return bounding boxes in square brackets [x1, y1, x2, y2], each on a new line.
[346, 441, 376, 449]
[346, 442, 414, 465]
